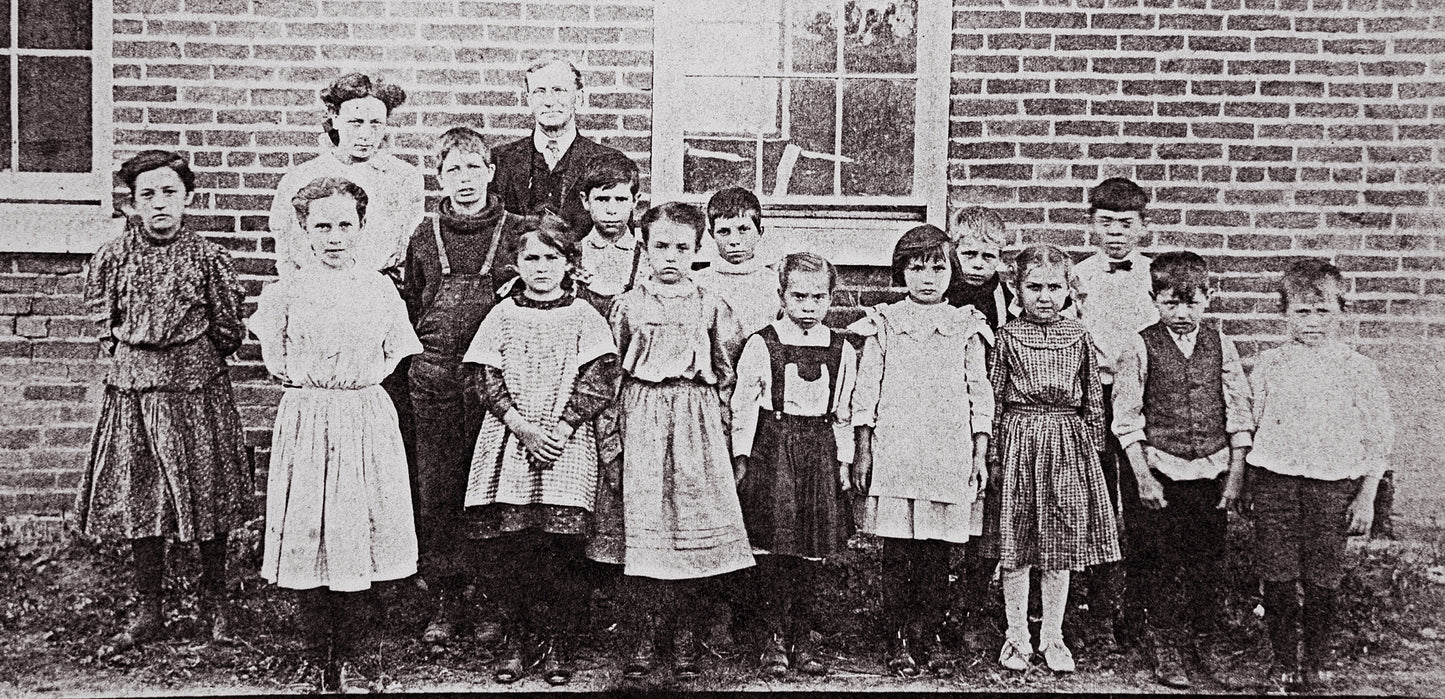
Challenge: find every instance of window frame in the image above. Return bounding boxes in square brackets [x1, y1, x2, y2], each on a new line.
[0, 0, 114, 253]
[651, 0, 950, 228]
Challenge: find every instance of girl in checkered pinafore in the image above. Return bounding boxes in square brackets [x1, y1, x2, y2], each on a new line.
[461, 220, 621, 686]
[982, 244, 1122, 674]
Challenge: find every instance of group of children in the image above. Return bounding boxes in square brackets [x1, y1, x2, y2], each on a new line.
[76, 126, 1394, 693]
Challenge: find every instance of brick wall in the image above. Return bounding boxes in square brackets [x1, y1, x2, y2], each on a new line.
[2, 0, 1444, 519]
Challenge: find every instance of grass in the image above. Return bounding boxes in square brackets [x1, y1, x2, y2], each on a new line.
[1, 516, 1443, 695]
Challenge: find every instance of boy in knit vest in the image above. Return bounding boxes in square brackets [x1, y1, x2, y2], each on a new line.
[1110, 251, 1252, 689]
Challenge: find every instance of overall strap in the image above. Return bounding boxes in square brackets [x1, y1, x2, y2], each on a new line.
[756, 325, 787, 416]
[824, 332, 846, 416]
[475, 213, 506, 278]
[625, 238, 643, 292]
[432, 215, 451, 276]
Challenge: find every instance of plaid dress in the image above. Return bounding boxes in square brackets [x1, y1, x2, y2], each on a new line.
[463, 297, 617, 516]
[980, 316, 1122, 570]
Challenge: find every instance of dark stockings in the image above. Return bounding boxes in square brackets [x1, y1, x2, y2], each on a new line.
[1302, 583, 1336, 671]
[131, 537, 165, 598]
[1263, 580, 1301, 672]
[297, 588, 375, 663]
[488, 533, 589, 646]
[881, 538, 951, 644]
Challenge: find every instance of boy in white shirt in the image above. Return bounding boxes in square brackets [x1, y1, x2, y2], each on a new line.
[695, 187, 781, 339]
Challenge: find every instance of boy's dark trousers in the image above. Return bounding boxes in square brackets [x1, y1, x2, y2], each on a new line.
[1077, 382, 1136, 646]
[1124, 471, 1227, 650]
[409, 353, 486, 591]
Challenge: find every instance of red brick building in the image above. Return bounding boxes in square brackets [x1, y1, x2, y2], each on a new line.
[1, 0, 1442, 521]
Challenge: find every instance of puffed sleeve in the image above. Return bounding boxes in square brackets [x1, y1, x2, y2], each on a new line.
[986, 331, 1011, 464]
[1356, 356, 1395, 478]
[202, 245, 247, 358]
[379, 277, 422, 374]
[729, 333, 771, 458]
[462, 301, 508, 369]
[1079, 332, 1107, 452]
[833, 339, 859, 463]
[1219, 333, 1254, 448]
[964, 331, 994, 436]
[558, 304, 622, 428]
[711, 294, 744, 393]
[84, 239, 121, 355]
[269, 169, 305, 278]
[247, 280, 290, 382]
[849, 310, 885, 428]
[1110, 334, 1149, 448]
[607, 293, 634, 366]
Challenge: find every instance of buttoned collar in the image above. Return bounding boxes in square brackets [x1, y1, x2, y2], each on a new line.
[582, 227, 636, 251]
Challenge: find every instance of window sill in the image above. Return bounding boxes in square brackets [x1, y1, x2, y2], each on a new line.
[0, 204, 123, 255]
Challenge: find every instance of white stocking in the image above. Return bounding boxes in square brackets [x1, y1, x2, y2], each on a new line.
[1040, 569, 1071, 646]
[1002, 566, 1032, 649]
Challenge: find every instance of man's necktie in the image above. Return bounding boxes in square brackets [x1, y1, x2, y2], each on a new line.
[544, 139, 562, 170]
[1107, 259, 1133, 273]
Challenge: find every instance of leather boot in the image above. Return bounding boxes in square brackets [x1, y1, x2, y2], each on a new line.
[200, 591, 234, 644]
[422, 586, 464, 644]
[1262, 580, 1302, 691]
[886, 626, 920, 677]
[106, 593, 164, 653]
[1301, 583, 1336, 690]
[623, 615, 658, 678]
[672, 625, 701, 679]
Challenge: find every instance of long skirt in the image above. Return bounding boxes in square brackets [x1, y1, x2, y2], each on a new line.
[619, 380, 754, 580]
[981, 408, 1121, 571]
[262, 385, 418, 592]
[76, 373, 252, 542]
[739, 411, 852, 558]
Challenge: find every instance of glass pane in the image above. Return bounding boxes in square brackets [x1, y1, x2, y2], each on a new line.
[19, 0, 90, 50]
[682, 76, 781, 138]
[789, 0, 836, 73]
[684, 138, 755, 194]
[761, 79, 836, 196]
[676, 0, 782, 75]
[0, 0, 10, 49]
[841, 79, 913, 196]
[19, 56, 91, 172]
[843, 0, 916, 73]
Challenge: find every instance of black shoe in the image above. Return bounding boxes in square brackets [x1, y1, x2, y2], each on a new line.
[923, 634, 955, 678]
[540, 638, 574, 686]
[886, 629, 920, 678]
[624, 628, 657, 678]
[760, 632, 789, 677]
[673, 627, 701, 679]
[792, 632, 827, 676]
[200, 592, 234, 644]
[493, 635, 527, 684]
[1153, 645, 1190, 689]
[104, 594, 164, 654]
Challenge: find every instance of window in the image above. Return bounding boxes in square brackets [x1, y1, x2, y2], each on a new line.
[653, 1, 949, 263]
[0, 0, 112, 252]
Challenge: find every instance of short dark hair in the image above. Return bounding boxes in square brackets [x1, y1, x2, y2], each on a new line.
[1279, 258, 1347, 312]
[640, 202, 707, 247]
[1150, 251, 1211, 303]
[779, 251, 837, 292]
[525, 56, 584, 90]
[890, 224, 952, 287]
[706, 187, 763, 232]
[579, 152, 640, 197]
[1012, 244, 1075, 291]
[291, 177, 369, 227]
[118, 150, 196, 196]
[320, 73, 407, 146]
[1089, 177, 1148, 214]
[435, 126, 492, 170]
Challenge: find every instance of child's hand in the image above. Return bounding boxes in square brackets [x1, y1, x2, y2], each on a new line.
[539, 422, 575, 462]
[970, 454, 988, 501]
[1346, 492, 1375, 536]
[852, 449, 873, 493]
[1135, 471, 1168, 510]
[732, 455, 748, 486]
[838, 462, 851, 492]
[513, 420, 564, 465]
[1218, 470, 1245, 511]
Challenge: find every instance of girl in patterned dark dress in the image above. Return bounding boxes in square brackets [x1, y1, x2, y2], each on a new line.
[983, 244, 1122, 674]
[730, 252, 857, 677]
[461, 218, 620, 686]
[78, 150, 252, 652]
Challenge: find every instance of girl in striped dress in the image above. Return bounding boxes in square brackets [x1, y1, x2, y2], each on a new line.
[983, 244, 1122, 674]
[461, 219, 620, 686]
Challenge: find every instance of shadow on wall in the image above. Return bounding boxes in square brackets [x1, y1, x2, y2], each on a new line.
[1376, 342, 1445, 524]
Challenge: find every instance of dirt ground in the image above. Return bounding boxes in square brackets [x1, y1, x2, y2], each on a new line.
[2, 518, 1444, 696]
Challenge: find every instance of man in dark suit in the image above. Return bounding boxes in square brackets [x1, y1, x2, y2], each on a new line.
[492, 57, 629, 237]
